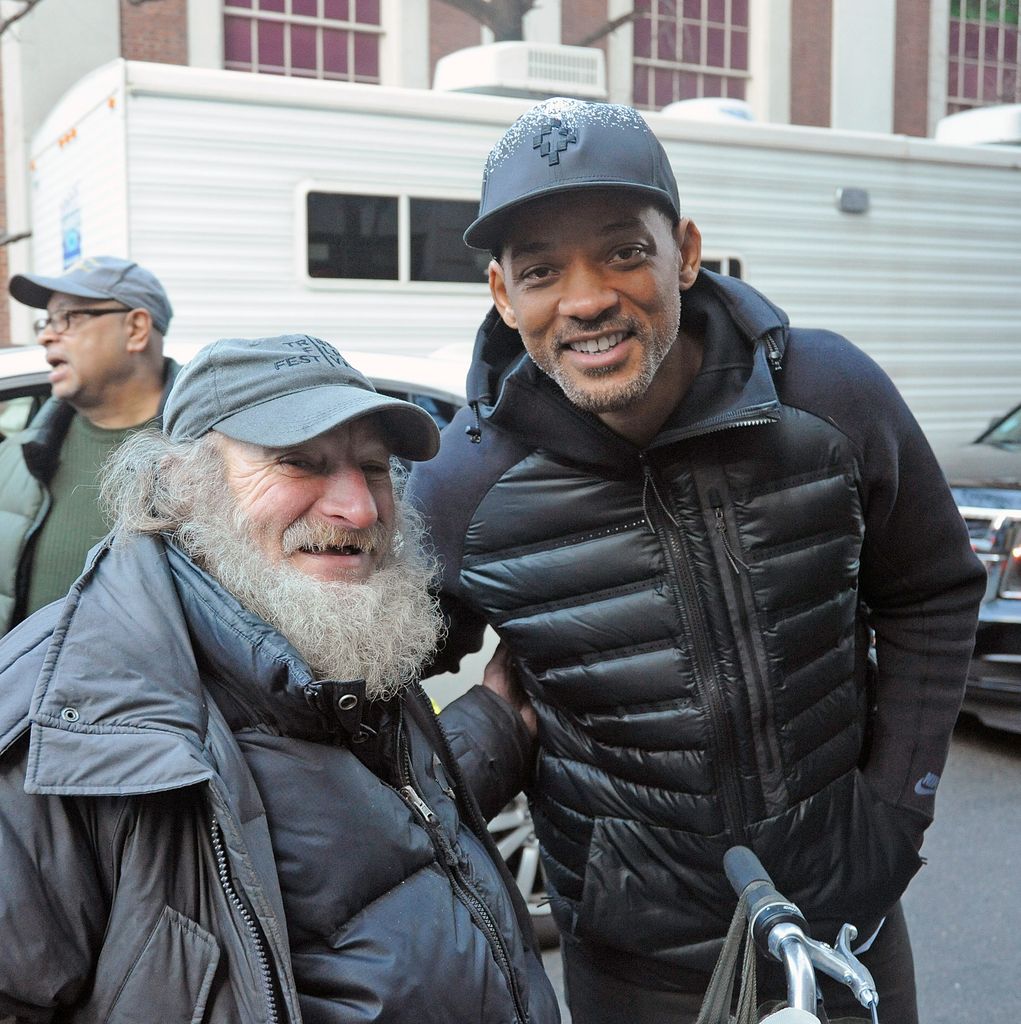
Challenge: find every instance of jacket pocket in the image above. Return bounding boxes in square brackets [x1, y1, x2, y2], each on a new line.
[760, 768, 924, 940]
[104, 905, 220, 1024]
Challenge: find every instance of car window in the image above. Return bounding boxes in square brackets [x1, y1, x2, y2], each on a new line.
[982, 406, 1021, 446]
[378, 389, 460, 431]
[0, 388, 49, 439]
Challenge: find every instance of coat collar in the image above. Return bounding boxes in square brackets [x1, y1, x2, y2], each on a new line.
[21, 357, 181, 484]
[23, 530, 322, 796]
[466, 270, 789, 466]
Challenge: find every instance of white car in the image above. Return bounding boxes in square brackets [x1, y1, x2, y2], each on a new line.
[0, 338, 558, 947]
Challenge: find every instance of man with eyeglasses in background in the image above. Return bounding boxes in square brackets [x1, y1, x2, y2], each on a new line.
[0, 256, 178, 633]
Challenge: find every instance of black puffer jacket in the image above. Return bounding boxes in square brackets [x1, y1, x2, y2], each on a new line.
[0, 532, 559, 1023]
[409, 271, 984, 980]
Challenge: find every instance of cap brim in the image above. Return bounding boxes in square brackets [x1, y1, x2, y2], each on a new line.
[464, 181, 680, 251]
[8, 272, 115, 310]
[210, 385, 441, 461]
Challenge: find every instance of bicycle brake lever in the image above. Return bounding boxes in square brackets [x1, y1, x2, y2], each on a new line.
[798, 924, 880, 1015]
[833, 924, 880, 1013]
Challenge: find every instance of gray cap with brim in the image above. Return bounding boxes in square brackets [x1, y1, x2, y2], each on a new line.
[163, 335, 440, 462]
[8, 255, 173, 334]
[465, 97, 681, 251]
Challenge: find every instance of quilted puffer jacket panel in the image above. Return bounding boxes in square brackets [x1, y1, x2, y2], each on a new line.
[408, 270, 985, 978]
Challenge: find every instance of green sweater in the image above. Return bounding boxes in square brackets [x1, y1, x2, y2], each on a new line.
[24, 416, 150, 617]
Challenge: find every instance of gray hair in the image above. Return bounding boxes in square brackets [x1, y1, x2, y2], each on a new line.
[100, 427, 225, 535]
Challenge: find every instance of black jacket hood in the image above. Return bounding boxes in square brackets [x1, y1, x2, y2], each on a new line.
[464, 270, 791, 465]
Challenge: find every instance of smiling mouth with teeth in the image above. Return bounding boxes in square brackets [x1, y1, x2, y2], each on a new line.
[301, 543, 365, 556]
[282, 519, 389, 560]
[568, 331, 626, 354]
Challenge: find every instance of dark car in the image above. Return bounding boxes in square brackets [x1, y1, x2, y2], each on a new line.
[940, 403, 1021, 733]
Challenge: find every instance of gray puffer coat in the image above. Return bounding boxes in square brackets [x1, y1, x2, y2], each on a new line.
[0, 531, 558, 1023]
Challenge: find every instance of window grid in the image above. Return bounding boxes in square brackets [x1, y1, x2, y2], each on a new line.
[224, 0, 382, 84]
[631, 0, 749, 111]
[947, 0, 1020, 114]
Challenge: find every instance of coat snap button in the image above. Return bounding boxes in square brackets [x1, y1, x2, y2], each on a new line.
[337, 694, 358, 711]
[60, 707, 80, 723]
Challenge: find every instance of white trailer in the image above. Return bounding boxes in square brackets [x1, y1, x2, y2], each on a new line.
[23, 58, 1021, 450]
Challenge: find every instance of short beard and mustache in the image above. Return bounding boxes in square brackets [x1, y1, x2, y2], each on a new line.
[175, 461, 443, 702]
[535, 299, 681, 415]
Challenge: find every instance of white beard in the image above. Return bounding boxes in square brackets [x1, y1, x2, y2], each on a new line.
[176, 481, 443, 701]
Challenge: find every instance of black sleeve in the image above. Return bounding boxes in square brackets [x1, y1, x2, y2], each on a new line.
[783, 330, 986, 821]
[439, 685, 537, 821]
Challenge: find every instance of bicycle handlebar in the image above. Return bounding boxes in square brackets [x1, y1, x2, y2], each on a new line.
[723, 846, 809, 953]
[722, 846, 880, 1023]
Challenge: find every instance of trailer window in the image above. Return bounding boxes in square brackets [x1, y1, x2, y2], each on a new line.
[702, 257, 743, 278]
[409, 199, 488, 283]
[306, 191, 487, 284]
[307, 192, 397, 279]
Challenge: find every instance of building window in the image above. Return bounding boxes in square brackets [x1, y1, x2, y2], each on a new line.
[632, 0, 749, 110]
[306, 191, 488, 283]
[224, 0, 382, 83]
[947, 0, 1020, 113]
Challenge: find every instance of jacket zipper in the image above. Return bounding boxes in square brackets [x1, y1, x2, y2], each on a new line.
[642, 460, 748, 844]
[708, 487, 785, 806]
[394, 712, 528, 1024]
[209, 815, 281, 1024]
[712, 500, 748, 575]
[765, 331, 784, 372]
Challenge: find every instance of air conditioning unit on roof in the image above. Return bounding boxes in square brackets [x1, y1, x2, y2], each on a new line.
[935, 103, 1021, 145]
[433, 42, 607, 101]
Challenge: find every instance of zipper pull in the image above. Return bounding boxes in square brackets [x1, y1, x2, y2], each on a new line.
[711, 500, 748, 575]
[765, 332, 783, 372]
[401, 786, 461, 867]
[400, 784, 440, 826]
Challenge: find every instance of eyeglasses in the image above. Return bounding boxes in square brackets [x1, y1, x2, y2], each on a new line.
[33, 308, 130, 335]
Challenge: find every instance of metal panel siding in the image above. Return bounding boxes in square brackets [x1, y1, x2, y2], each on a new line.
[29, 82, 129, 275]
[86, 61, 1021, 450]
[653, 130, 1021, 450]
[124, 90, 497, 359]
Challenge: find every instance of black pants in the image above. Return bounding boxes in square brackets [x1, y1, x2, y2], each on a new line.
[561, 901, 917, 1024]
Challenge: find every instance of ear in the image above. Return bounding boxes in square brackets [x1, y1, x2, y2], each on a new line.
[675, 218, 702, 292]
[488, 258, 519, 330]
[123, 308, 153, 353]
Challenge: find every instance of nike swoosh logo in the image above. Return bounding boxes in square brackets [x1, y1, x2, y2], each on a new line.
[914, 777, 939, 796]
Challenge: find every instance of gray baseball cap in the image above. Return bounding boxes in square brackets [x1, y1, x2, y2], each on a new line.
[465, 98, 681, 251]
[163, 335, 440, 462]
[9, 255, 173, 334]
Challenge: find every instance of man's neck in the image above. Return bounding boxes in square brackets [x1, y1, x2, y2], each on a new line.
[76, 370, 164, 430]
[599, 330, 703, 448]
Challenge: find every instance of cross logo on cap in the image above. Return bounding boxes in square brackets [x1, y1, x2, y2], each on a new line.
[533, 118, 577, 166]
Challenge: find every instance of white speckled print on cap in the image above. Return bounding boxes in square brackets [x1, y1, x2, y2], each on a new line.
[464, 98, 681, 251]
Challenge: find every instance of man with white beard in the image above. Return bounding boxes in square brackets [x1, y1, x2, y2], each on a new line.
[0, 335, 558, 1024]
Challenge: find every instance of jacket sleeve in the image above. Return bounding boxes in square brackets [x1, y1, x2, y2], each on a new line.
[0, 739, 109, 1021]
[788, 331, 985, 832]
[439, 685, 537, 821]
[426, 593, 489, 678]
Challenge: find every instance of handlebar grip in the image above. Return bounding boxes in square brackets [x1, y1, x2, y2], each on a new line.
[723, 845, 809, 953]
[724, 844, 773, 896]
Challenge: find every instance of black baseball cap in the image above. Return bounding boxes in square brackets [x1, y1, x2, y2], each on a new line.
[465, 98, 681, 251]
[163, 335, 440, 462]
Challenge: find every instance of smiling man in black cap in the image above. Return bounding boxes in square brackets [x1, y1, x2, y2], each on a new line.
[0, 255, 178, 632]
[0, 335, 559, 1024]
[408, 98, 984, 1022]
